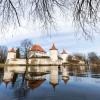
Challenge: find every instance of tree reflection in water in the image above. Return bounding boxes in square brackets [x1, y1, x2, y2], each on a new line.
[12, 73, 28, 100]
[11, 72, 47, 100]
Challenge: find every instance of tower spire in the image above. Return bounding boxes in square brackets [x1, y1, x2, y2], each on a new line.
[61, 49, 67, 54]
[50, 43, 57, 50]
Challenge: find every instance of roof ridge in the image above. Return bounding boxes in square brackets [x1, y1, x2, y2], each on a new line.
[30, 44, 46, 53]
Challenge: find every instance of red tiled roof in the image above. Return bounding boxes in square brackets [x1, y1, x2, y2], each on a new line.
[28, 79, 46, 89]
[30, 44, 46, 53]
[8, 48, 15, 52]
[62, 77, 69, 84]
[50, 43, 57, 50]
[61, 49, 67, 54]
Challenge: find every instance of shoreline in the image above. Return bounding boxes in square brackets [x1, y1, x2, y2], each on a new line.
[0, 63, 87, 67]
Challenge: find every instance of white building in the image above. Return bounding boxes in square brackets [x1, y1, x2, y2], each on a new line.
[6, 43, 69, 65]
[29, 44, 50, 65]
[7, 48, 16, 60]
[49, 43, 58, 62]
[29, 44, 47, 57]
[6, 43, 69, 73]
[61, 49, 69, 63]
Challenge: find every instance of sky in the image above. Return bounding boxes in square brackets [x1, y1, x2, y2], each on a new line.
[0, 11, 100, 55]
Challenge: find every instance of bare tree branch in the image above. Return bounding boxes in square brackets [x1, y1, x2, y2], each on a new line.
[73, 0, 100, 38]
[0, 0, 100, 38]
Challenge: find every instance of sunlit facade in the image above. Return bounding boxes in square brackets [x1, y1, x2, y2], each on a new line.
[6, 43, 69, 65]
[6, 43, 70, 73]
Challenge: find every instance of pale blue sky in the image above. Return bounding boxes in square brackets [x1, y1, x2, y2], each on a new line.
[31, 33, 100, 55]
[0, 31, 100, 55]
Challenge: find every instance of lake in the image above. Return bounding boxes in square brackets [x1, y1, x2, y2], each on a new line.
[0, 65, 100, 100]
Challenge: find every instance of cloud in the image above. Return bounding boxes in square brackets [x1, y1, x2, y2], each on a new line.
[35, 32, 100, 55]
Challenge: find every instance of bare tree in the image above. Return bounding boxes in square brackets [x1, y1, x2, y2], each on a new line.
[0, 45, 7, 63]
[88, 52, 99, 63]
[0, 0, 100, 37]
[73, 0, 100, 39]
[0, 0, 23, 26]
[73, 53, 86, 61]
[20, 39, 32, 83]
[16, 48, 20, 58]
[21, 39, 32, 64]
[28, 0, 67, 29]
[0, 0, 67, 28]
[20, 39, 32, 72]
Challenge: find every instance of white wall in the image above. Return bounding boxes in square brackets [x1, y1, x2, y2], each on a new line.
[7, 52, 16, 60]
[50, 66, 58, 84]
[7, 59, 26, 64]
[50, 50, 58, 62]
[61, 54, 69, 63]
[7, 66, 26, 73]
[62, 67, 69, 77]
[29, 51, 47, 57]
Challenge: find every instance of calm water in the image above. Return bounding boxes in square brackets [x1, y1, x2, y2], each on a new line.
[0, 66, 100, 100]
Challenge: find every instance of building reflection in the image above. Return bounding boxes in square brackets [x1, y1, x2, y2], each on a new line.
[13, 87, 28, 100]
[12, 73, 18, 87]
[11, 74, 27, 100]
[3, 81, 11, 88]
[62, 66, 69, 77]
[27, 79, 46, 89]
[49, 66, 59, 91]
[62, 76, 69, 84]
[62, 66, 69, 85]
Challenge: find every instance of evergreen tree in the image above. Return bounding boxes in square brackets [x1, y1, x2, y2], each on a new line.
[16, 48, 20, 58]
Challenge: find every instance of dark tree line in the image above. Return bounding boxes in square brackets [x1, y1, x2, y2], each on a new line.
[16, 48, 20, 58]
[67, 52, 100, 65]
[67, 53, 86, 63]
[0, 46, 7, 63]
[88, 52, 100, 64]
[0, 0, 99, 37]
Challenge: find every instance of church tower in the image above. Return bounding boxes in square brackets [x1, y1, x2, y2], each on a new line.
[7, 48, 16, 60]
[61, 49, 69, 63]
[49, 43, 58, 62]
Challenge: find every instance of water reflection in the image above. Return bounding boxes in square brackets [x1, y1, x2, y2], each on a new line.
[0, 65, 100, 100]
[90, 65, 100, 78]
[50, 66, 59, 91]
[28, 79, 46, 89]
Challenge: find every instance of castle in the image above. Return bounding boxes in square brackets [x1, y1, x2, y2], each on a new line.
[6, 43, 69, 65]
[6, 43, 69, 73]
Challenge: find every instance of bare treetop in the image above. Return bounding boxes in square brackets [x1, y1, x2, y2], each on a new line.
[73, 0, 100, 39]
[0, 0, 67, 26]
[0, 0, 100, 38]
